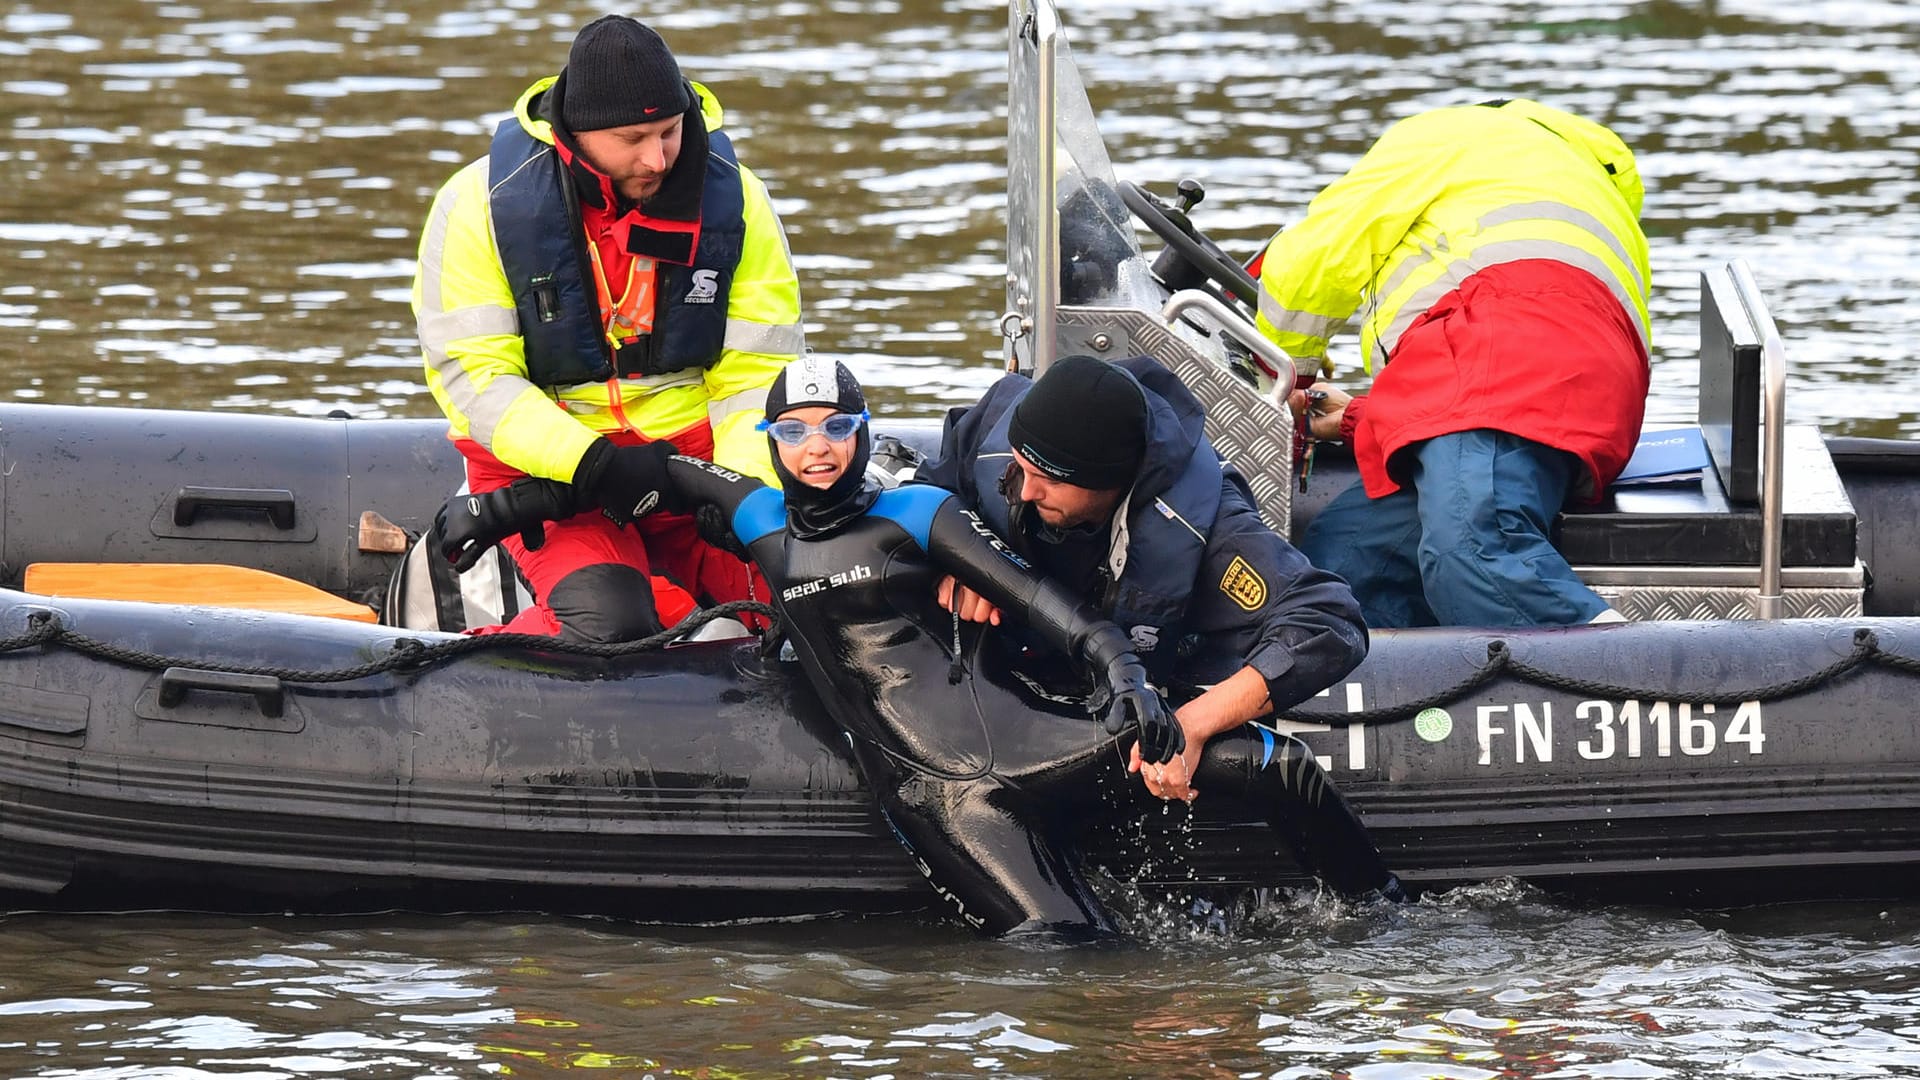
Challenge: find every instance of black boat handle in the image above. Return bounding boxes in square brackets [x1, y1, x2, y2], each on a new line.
[173, 486, 298, 530]
[157, 667, 286, 719]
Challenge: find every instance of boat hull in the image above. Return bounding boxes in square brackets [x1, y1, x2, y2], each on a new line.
[0, 591, 925, 918]
[4, 402, 1919, 915]
[5, 589, 1919, 916]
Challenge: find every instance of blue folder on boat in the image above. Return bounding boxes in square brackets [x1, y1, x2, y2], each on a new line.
[1614, 424, 1712, 485]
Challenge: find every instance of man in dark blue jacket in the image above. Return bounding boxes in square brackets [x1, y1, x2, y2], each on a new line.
[919, 354, 1369, 804]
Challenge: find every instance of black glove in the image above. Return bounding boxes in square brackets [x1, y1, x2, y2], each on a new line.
[435, 477, 581, 572]
[1102, 656, 1184, 765]
[693, 502, 750, 559]
[573, 438, 676, 524]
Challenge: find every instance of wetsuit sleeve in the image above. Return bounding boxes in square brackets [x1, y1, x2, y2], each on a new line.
[1184, 481, 1370, 709]
[661, 454, 769, 554]
[923, 499, 1134, 670]
[440, 455, 766, 557]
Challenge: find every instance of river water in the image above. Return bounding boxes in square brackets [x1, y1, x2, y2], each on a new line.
[3, 1, 1919, 1076]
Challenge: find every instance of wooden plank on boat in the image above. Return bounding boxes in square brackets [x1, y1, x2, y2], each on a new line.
[22, 562, 379, 623]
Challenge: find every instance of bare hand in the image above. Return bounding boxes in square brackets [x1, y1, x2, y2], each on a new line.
[1287, 381, 1351, 442]
[935, 574, 1002, 625]
[1127, 716, 1204, 802]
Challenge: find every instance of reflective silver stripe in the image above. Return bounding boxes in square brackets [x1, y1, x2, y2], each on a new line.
[709, 385, 770, 425]
[434, 364, 536, 449]
[1359, 232, 1456, 368]
[724, 317, 805, 356]
[1378, 237, 1650, 358]
[418, 305, 517, 349]
[753, 177, 801, 269]
[1372, 239, 1435, 311]
[553, 369, 701, 395]
[416, 167, 461, 323]
[1256, 290, 1339, 344]
[1372, 207, 1643, 314]
[768, 199, 797, 266]
[1368, 201, 1647, 360]
[418, 169, 531, 448]
[1478, 201, 1645, 297]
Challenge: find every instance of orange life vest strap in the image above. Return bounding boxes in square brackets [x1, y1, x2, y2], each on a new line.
[587, 240, 658, 350]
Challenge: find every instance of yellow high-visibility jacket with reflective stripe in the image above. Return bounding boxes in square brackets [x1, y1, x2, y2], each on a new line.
[413, 78, 802, 486]
[1255, 100, 1650, 376]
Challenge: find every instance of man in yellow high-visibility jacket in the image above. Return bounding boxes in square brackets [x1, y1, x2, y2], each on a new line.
[413, 15, 802, 641]
[1256, 99, 1650, 629]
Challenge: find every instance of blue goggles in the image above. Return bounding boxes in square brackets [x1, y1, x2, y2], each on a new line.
[757, 410, 869, 447]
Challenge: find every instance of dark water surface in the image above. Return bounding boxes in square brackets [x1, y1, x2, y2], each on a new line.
[2, 1, 1917, 428]
[3, 0, 1920, 1075]
[2, 886, 1918, 1078]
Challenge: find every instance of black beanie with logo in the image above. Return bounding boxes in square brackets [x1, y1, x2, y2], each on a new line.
[560, 15, 694, 133]
[1006, 354, 1149, 491]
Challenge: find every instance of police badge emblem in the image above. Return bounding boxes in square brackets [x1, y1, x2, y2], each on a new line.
[1219, 555, 1268, 611]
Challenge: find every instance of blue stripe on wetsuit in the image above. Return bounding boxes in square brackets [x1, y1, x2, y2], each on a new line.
[731, 484, 950, 549]
[869, 485, 950, 550]
[732, 486, 787, 546]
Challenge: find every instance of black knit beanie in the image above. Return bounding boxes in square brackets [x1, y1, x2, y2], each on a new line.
[1006, 354, 1148, 490]
[560, 15, 693, 133]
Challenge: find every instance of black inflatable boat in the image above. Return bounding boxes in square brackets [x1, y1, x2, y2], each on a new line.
[5, 262, 1920, 917]
[4, 0, 1919, 918]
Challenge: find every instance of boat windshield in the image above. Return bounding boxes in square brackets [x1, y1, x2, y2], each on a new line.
[1005, 0, 1162, 372]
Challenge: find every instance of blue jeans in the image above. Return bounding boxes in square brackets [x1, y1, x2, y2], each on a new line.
[1302, 430, 1609, 628]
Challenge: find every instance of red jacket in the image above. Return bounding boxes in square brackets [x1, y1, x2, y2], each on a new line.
[1341, 260, 1649, 503]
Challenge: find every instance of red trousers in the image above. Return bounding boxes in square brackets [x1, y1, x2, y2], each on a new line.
[457, 425, 765, 639]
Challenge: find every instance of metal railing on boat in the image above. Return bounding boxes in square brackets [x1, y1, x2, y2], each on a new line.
[1729, 259, 1789, 619]
[1159, 289, 1299, 408]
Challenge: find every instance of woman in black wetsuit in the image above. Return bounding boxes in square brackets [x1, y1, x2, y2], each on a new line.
[439, 357, 1400, 937]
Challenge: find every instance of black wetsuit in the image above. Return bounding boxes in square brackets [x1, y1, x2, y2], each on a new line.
[666, 455, 1395, 936]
